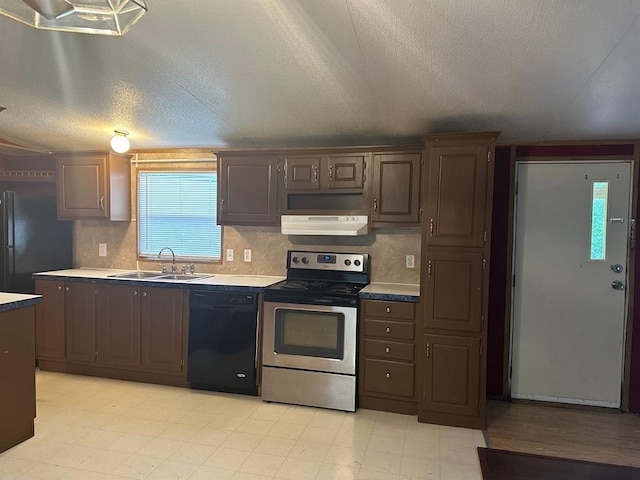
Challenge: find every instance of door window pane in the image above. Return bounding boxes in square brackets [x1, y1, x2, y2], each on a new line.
[590, 182, 608, 261]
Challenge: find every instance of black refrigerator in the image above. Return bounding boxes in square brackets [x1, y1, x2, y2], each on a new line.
[1, 191, 73, 294]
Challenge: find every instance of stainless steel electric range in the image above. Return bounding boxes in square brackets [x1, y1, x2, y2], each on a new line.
[261, 250, 369, 412]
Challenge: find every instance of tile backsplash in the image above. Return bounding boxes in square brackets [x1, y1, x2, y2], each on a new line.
[74, 221, 421, 284]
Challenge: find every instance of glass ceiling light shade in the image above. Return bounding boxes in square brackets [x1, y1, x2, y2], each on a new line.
[110, 129, 130, 153]
[0, 0, 147, 36]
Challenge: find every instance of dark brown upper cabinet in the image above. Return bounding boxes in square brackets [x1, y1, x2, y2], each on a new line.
[282, 154, 365, 191]
[217, 154, 279, 226]
[425, 143, 490, 247]
[56, 152, 131, 221]
[370, 151, 422, 226]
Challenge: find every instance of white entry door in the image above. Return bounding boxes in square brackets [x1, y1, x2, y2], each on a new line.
[511, 161, 632, 408]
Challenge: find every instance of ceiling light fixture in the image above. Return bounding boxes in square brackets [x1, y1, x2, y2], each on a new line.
[0, 0, 147, 36]
[110, 129, 130, 153]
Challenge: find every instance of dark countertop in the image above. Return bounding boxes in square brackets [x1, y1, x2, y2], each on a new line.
[359, 282, 420, 303]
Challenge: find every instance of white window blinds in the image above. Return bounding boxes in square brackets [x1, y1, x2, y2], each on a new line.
[138, 171, 221, 260]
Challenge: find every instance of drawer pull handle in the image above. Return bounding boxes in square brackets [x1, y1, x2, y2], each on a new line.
[385, 347, 390, 353]
[385, 327, 390, 333]
[386, 307, 391, 313]
[385, 373, 391, 379]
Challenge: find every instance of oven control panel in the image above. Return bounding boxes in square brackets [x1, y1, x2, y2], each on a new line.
[288, 251, 369, 273]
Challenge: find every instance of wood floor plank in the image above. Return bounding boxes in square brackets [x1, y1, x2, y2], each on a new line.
[486, 400, 640, 468]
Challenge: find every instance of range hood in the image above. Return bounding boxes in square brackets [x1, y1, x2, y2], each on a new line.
[281, 215, 368, 236]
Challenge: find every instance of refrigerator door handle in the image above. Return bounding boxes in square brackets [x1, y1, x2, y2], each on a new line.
[2, 191, 15, 291]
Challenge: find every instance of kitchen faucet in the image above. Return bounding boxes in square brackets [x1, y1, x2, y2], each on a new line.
[158, 247, 176, 273]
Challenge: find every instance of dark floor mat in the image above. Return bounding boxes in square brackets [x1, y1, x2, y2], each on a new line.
[478, 447, 640, 480]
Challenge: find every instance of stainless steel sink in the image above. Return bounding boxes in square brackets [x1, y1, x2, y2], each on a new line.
[109, 271, 163, 279]
[156, 274, 212, 281]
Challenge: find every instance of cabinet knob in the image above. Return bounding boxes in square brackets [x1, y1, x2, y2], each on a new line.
[385, 347, 390, 353]
[65, 286, 70, 292]
[373, 198, 378, 213]
[133, 290, 138, 296]
[385, 307, 391, 313]
[58, 286, 62, 291]
[142, 291, 147, 297]
[385, 327, 390, 333]
[385, 373, 391, 379]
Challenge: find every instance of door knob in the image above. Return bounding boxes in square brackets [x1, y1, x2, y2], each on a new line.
[612, 280, 625, 290]
[611, 264, 623, 274]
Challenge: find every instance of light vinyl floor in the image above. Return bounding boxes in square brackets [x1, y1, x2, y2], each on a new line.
[0, 371, 485, 480]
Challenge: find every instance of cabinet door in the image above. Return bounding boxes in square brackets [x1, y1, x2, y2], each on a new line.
[218, 155, 279, 225]
[423, 249, 484, 333]
[326, 155, 365, 189]
[35, 280, 66, 360]
[284, 156, 321, 190]
[371, 152, 421, 225]
[96, 284, 141, 368]
[425, 144, 489, 247]
[140, 287, 184, 374]
[422, 334, 480, 417]
[64, 282, 96, 363]
[57, 155, 108, 219]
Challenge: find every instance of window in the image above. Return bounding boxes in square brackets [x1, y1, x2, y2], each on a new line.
[590, 181, 608, 261]
[138, 170, 221, 260]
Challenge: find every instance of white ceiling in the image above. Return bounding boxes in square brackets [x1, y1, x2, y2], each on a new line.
[1, 0, 640, 154]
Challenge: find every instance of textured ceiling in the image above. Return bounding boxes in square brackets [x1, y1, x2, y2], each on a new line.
[1, 0, 640, 154]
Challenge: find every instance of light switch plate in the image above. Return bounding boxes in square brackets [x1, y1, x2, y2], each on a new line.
[244, 249, 252, 262]
[99, 243, 107, 257]
[226, 249, 234, 261]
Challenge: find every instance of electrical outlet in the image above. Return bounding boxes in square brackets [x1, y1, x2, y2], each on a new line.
[99, 243, 107, 257]
[226, 249, 234, 261]
[244, 249, 252, 262]
[406, 254, 415, 269]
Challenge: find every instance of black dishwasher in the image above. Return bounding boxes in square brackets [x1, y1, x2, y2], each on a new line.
[188, 290, 259, 395]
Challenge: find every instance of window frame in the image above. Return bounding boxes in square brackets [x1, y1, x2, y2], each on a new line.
[136, 164, 222, 264]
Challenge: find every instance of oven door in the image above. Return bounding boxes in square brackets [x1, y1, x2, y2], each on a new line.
[262, 301, 356, 375]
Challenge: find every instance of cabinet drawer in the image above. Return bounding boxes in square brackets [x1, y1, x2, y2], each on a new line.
[364, 319, 414, 340]
[364, 339, 414, 362]
[364, 300, 414, 320]
[364, 358, 415, 398]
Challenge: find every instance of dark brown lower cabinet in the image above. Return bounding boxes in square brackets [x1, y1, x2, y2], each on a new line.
[96, 284, 141, 368]
[141, 287, 184, 373]
[0, 306, 36, 453]
[420, 334, 480, 419]
[37, 279, 187, 386]
[359, 300, 417, 414]
[64, 281, 97, 363]
[35, 280, 66, 360]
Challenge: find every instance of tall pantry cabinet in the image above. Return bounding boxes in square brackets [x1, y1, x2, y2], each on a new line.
[418, 132, 499, 430]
